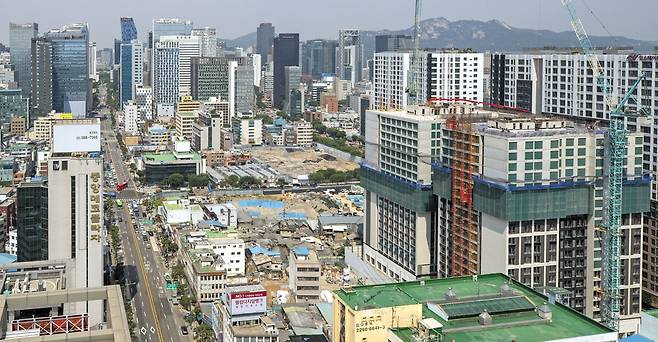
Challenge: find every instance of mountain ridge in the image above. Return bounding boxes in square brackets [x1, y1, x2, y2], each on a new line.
[223, 17, 658, 53]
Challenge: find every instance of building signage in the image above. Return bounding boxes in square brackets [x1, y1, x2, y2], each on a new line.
[52, 123, 101, 153]
[229, 291, 267, 315]
[89, 172, 102, 242]
[626, 54, 658, 62]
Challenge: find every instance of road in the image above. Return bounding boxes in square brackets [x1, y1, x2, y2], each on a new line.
[102, 112, 189, 342]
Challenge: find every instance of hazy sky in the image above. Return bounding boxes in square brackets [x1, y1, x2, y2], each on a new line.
[0, 0, 655, 49]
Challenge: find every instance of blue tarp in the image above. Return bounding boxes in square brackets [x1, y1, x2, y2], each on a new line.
[239, 199, 284, 209]
[293, 246, 310, 256]
[249, 246, 281, 257]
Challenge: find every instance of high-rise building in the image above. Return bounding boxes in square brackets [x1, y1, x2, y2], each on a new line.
[88, 42, 98, 81]
[337, 29, 363, 86]
[153, 40, 179, 114]
[373, 51, 484, 110]
[234, 65, 255, 114]
[44, 23, 90, 118]
[160, 35, 200, 96]
[302, 39, 337, 79]
[273, 33, 299, 109]
[284, 65, 301, 115]
[16, 178, 48, 262]
[123, 101, 139, 134]
[375, 34, 413, 53]
[120, 17, 137, 43]
[120, 40, 144, 104]
[96, 48, 113, 70]
[152, 18, 193, 43]
[48, 119, 104, 322]
[192, 110, 224, 151]
[30, 37, 53, 121]
[192, 27, 217, 57]
[256, 23, 274, 63]
[135, 85, 153, 121]
[0, 89, 28, 130]
[9, 22, 38, 98]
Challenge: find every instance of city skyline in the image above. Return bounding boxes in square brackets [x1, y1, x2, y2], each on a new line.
[0, 0, 656, 48]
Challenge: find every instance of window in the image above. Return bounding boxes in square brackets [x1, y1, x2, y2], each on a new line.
[550, 151, 559, 159]
[535, 141, 543, 149]
[525, 152, 534, 160]
[578, 138, 586, 146]
[551, 140, 560, 148]
[578, 158, 586, 166]
[566, 149, 574, 157]
[509, 163, 517, 172]
[525, 141, 534, 149]
[509, 174, 517, 182]
[525, 162, 534, 170]
[534, 162, 542, 169]
[509, 142, 517, 150]
[578, 148, 586, 156]
[509, 152, 517, 161]
[566, 138, 574, 147]
[566, 159, 574, 167]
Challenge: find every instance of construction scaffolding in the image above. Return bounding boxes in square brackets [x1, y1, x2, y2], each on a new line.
[444, 115, 480, 276]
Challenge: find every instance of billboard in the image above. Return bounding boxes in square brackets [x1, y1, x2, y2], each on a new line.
[52, 123, 101, 153]
[229, 291, 267, 315]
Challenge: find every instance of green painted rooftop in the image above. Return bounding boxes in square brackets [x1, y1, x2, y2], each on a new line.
[205, 229, 239, 239]
[335, 273, 614, 342]
[143, 152, 201, 162]
[646, 309, 658, 318]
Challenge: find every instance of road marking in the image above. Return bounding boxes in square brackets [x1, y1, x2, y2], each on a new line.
[151, 327, 156, 334]
[140, 327, 147, 335]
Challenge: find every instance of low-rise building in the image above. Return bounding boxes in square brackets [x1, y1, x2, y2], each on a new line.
[289, 246, 321, 303]
[142, 149, 205, 184]
[211, 284, 279, 342]
[332, 273, 617, 342]
[175, 110, 199, 141]
[292, 120, 313, 146]
[233, 118, 263, 146]
[145, 124, 170, 146]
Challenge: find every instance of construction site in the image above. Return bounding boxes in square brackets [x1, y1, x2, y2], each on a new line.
[250, 147, 359, 178]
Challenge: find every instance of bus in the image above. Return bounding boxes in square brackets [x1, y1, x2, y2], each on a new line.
[116, 181, 128, 191]
[115, 200, 123, 208]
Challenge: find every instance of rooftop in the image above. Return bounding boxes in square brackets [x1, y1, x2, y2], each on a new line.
[334, 273, 613, 342]
[143, 151, 202, 162]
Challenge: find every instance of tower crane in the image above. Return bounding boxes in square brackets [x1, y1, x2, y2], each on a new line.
[407, 0, 423, 106]
[560, 0, 648, 331]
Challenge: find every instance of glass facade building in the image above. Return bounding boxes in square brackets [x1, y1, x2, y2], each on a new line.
[0, 89, 28, 129]
[120, 17, 137, 43]
[17, 179, 49, 262]
[30, 37, 52, 121]
[9, 22, 38, 98]
[273, 33, 299, 109]
[44, 24, 89, 118]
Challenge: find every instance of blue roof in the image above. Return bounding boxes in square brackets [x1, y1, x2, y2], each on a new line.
[619, 335, 654, 342]
[293, 246, 310, 257]
[0, 253, 17, 265]
[249, 246, 281, 257]
[203, 220, 226, 228]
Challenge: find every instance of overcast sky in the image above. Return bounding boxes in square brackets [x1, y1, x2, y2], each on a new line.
[0, 0, 655, 49]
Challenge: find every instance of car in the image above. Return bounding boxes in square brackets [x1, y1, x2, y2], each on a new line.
[180, 326, 188, 335]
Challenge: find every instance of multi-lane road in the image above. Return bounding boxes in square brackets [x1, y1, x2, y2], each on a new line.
[102, 114, 189, 342]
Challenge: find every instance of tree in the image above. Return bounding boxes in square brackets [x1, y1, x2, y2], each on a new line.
[195, 323, 216, 341]
[188, 174, 209, 188]
[238, 176, 261, 188]
[255, 114, 274, 125]
[172, 261, 185, 281]
[276, 178, 287, 188]
[220, 175, 240, 188]
[167, 173, 185, 188]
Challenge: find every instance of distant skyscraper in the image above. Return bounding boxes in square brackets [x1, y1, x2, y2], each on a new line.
[120, 40, 144, 104]
[16, 179, 48, 262]
[256, 23, 275, 62]
[337, 29, 363, 86]
[191, 57, 232, 102]
[44, 23, 90, 118]
[9, 22, 38, 98]
[302, 39, 337, 78]
[153, 40, 180, 111]
[375, 34, 413, 53]
[160, 35, 200, 96]
[192, 27, 217, 57]
[30, 37, 52, 121]
[88, 42, 98, 81]
[234, 65, 255, 114]
[113, 39, 122, 65]
[284, 65, 301, 114]
[120, 17, 137, 43]
[273, 33, 299, 109]
[152, 18, 193, 42]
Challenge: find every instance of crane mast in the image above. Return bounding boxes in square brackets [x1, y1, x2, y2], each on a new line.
[407, 0, 422, 106]
[560, 0, 647, 331]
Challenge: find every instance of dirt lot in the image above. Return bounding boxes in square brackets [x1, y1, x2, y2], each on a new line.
[251, 147, 358, 178]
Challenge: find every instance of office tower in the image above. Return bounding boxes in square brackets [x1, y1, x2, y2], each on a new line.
[0, 89, 28, 130]
[191, 57, 230, 101]
[120, 17, 137, 43]
[88, 42, 98, 81]
[30, 37, 53, 121]
[17, 179, 48, 262]
[9, 23, 38, 99]
[273, 33, 299, 109]
[113, 39, 122, 66]
[120, 40, 144, 104]
[302, 39, 337, 79]
[135, 85, 153, 120]
[48, 119, 104, 323]
[44, 23, 90, 118]
[250, 53, 261, 88]
[153, 40, 179, 114]
[152, 18, 193, 42]
[96, 48, 113, 70]
[192, 27, 217, 57]
[160, 35, 200, 96]
[283, 66, 301, 115]
[373, 51, 484, 110]
[256, 23, 274, 62]
[123, 101, 139, 133]
[337, 29, 363, 86]
[234, 65, 255, 114]
[192, 110, 224, 151]
[375, 34, 413, 53]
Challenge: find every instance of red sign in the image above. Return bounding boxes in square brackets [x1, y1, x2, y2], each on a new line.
[230, 291, 267, 300]
[229, 291, 267, 315]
